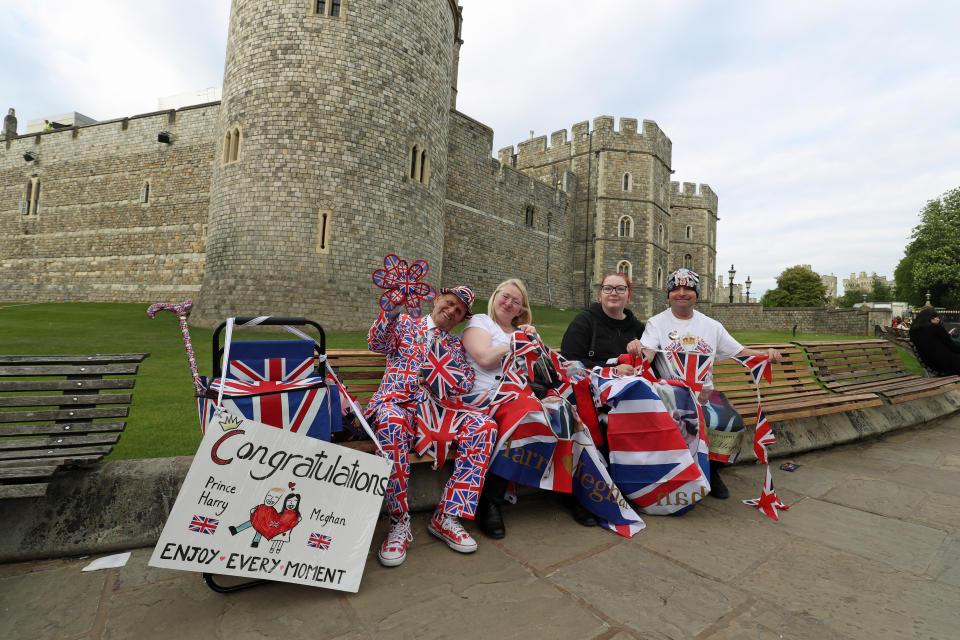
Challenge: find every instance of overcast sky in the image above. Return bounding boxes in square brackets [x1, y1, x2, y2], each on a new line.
[3, 0, 959, 296]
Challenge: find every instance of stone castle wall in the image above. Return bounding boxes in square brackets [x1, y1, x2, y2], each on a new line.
[443, 111, 578, 308]
[0, 105, 217, 302]
[669, 181, 718, 302]
[698, 302, 892, 336]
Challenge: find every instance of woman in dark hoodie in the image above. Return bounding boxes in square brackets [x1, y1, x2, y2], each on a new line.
[910, 306, 960, 375]
[561, 272, 645, 373]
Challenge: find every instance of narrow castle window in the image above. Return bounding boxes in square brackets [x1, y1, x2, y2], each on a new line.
[140, 180, 150, 204]
[622, 173, 631, 191]
[409, 144, 428, 184]
[618, 215, 632, 237]
[314, 0, 342, 18]
[683, 254, 693, 269]
[685, 225, 692, 240]
[658, 223, 664, 244]
[223, 127, 241, 164]
[317, 209, 332, 254]
[657, 267, 663, 289]
[24, 179, 40, 216]
[617, 260, 632, 281]
[525, 205, 534, 227]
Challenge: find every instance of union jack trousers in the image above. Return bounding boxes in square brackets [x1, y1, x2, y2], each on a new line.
[365, 309, 496, 519]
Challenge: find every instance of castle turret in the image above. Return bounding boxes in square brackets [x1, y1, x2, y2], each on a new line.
[669, 181, 718, 302]
[192, 0, 463, 329]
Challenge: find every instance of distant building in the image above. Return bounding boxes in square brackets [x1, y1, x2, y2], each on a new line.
[843, 271, 893, 293]
[26, 112, 97, 133]
[821, 273, 837, 303]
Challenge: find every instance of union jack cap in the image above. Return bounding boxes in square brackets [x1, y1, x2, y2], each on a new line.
[440, 285, 475, 318]
[666, 268, 701, 297]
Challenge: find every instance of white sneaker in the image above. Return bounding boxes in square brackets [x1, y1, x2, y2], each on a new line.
[427, 511, 477, 554]
[378, 514, 412, 567]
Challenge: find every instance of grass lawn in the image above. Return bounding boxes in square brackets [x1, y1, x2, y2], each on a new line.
[0, 301, 922, 460]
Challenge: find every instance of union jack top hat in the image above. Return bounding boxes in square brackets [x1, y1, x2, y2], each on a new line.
[666, 268, 701, 297]
[440, 285, 475, 318]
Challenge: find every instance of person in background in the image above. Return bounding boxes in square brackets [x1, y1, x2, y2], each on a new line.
[639, 268, 781, 499]
[909, 306, 960, 375]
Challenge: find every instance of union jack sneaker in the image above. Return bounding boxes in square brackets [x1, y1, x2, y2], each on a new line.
[427, 510, 478, 554]
[378, 513, 412, 567]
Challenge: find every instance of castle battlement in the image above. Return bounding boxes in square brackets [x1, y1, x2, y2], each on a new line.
[508, 116, 672, 170]
[670, 181, 718, 210]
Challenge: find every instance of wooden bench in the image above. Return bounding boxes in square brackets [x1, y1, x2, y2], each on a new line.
[798, 339, 960, 403]
[711, 343, 883, 424]
[0, 353, 149, 499]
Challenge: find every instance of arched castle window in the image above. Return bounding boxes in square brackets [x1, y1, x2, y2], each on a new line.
[525, 205, 534, 227]
[685, 225, 692, 240]
[622, 173, 632, 191]
[617, 260, 632, 281]
[658, 223, 664, 245]
[657, 266, 664, 289]
[140, 180, 150, 204]
[223, 127, 241, 164]
[314, 0, 342, 18]
[618, 215, 632, 237]
[683, 254, 693, 269]
[317, 209, 332, 254]
[23, 178, 40, 216]
[409, 144, 429, 184]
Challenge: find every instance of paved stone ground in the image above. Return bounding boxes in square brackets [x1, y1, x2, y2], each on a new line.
[3, 415, 959, 640]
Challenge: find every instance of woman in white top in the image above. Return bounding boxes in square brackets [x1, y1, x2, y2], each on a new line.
[461, 279, 597, 538]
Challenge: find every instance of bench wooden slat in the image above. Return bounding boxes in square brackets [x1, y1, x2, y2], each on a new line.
[0, 433, 121, 452]
[0, 466, 58, 480]
[0, 379, 136, 392]
[0, 455, 101, 469]
[0, 421, 127, 437]
[0, 445, 115, 461]
[0, 407, 130, 424]
[0, 354, 149, 365]
[0, 393, 133, 408]
[0, 364, 140, 377]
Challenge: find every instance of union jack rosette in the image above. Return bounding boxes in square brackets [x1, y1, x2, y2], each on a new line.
[372, 254, 436, 318]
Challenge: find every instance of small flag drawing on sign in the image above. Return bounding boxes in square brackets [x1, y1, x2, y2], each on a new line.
[188, 515, 219, 535]
[307, 532, 333, 550]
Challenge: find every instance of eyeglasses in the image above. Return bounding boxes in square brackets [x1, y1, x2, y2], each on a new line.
[600, 285, 628, 294]
[499, 292, 523, 307]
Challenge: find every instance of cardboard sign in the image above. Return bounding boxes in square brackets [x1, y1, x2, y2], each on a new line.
[149, 412, 390, 592]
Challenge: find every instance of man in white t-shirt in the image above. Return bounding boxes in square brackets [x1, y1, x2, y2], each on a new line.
[633, 268, 781, 499]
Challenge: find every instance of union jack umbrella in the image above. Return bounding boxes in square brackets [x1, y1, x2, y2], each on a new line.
[372, 254, 436, 318]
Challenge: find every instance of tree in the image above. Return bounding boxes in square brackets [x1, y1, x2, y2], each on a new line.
[894, 186, 960, 307]
[761, 265, 827, 307]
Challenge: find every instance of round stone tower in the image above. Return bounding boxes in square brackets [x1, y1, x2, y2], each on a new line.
[192, 0, 462, 330]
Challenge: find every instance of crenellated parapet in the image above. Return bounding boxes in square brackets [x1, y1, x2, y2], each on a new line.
[670, 181, 718, 213]
[506, 116, 673, 170]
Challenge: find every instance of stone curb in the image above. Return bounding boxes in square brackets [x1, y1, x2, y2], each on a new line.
[3, 389, 959, 563]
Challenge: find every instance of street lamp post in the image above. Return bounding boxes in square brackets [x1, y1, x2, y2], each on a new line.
[728, 264, 736, 303]
[745, 275, 752, 302]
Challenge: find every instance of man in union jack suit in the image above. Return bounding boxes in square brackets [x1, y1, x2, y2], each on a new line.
[365, 285, 497, 567]
[638, 268, 782, 499]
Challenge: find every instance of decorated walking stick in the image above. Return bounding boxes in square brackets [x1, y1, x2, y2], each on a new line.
[147, 300, 206, 396]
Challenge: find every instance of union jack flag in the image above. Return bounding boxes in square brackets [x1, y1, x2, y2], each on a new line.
[510, 331, 544, 381]
[598, 374, 710, 514]
[227, 340, 317, 381]
[733, 354, 772, 385]
[752, 407, 776, 464]
[694, 336, 713, 355]
[421, 339, 468, 400]
[307, 532, 333, 549]
[412, 398, 473, 464]
[743, 466, 790, 520]
[188, 515, 219, 535]
[665, 350, 714, 393]
[200, 378, 338, 440]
